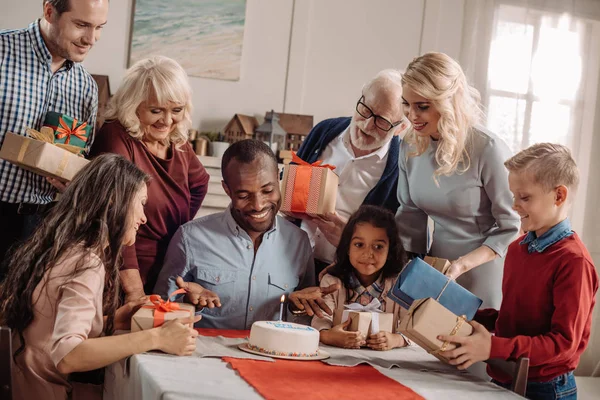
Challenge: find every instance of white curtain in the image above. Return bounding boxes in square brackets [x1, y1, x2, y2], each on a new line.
[460, 0, 600, 377]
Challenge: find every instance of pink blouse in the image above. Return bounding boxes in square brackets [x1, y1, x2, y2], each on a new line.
[12, 249, 105, 400]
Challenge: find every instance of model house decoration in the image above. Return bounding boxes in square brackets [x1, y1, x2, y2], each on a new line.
[255, 110, 287, 154]
[223, 114, 259, 144]
[277, 113, 313, 151]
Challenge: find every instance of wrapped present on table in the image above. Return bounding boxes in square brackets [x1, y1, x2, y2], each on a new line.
[280, 152, 338, 218]
[424, 256, 451, 274]
[43, 111, 92, 149]
[341, 298, 394, 337]
[131, 289, 195, 332]
[388, 257, 482, 320]
[399, 297, 473, 363]
[0, 131, 89, 182]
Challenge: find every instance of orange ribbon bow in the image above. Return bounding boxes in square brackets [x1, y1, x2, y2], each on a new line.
[56, 116, 88, 144]
[289, 152, 336, 213]
[142, 288, 188, 327]
[291, 152, 336, 170]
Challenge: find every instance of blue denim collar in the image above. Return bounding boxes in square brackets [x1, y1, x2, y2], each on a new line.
[520, 218, 573, 253]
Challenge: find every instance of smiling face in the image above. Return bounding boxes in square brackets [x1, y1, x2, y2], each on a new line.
[122, 183, 148, 247]
[43, 0, 109, 63]
[401, 85, 442, 139]
[136, 91, 186, 144]
[349, 85, 404, 152]
[508, 170, 569, 237]
[348, 222, 389, 284]
[222, 156, 281, 240]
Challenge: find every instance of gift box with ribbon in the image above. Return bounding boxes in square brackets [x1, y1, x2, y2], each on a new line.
[399, 297, 473, 363]
[43, 111, 91, 149]
[341, 298, 394, 337]
[280, 152, 338, 218]
[423, 256, 451, 274]
[131, 289, 195, 332]
[0, 131, 89, 182]
[388, 257, 482, 320]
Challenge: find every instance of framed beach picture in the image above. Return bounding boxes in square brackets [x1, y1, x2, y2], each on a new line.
[129, 0, 247, 81]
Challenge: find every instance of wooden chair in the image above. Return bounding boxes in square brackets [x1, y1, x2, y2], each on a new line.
[486, 357, 530, 397]
[0, 326, 13, 400]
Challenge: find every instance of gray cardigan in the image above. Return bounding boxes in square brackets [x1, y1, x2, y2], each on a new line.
[395, 126, 520, 308]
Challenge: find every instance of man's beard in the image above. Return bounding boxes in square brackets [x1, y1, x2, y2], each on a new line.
[350, 123, 394, 151]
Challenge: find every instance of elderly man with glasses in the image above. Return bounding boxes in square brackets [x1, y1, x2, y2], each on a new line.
[294, 69, 408, 276]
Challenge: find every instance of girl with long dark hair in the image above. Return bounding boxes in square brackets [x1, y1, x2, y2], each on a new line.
[0, 154, 199, 400]
[312, 205, 409, 350]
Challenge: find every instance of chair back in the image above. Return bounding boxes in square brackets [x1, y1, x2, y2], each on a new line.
[0, 326, 13, 400]
[486, 357, 530, 397]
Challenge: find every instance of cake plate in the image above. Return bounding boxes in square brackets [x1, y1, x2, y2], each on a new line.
[238, 343, 330, 361]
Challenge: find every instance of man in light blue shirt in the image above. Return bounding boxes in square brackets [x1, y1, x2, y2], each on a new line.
[155, 140, 338, 329]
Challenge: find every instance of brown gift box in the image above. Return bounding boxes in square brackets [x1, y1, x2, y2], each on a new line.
[280, 163, 338, 217]
[131, 301, 195, 332]
[399, 298, 473, 363]
[346, 311, 394, 337]
[424, 256, 451, 275]
[0, 132, 88, 182]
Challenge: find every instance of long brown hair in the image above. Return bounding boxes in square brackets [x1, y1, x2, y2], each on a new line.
[0, 154, 149, 356]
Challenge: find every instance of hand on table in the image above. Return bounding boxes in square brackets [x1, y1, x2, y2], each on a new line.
[321, 319, 366, 349]
[366, 332, 407, 351]
[176, 276, 221, 309]
[156, 316, 201, 356]
[438, 320, 492, 370]
[288, 283, 340, 318]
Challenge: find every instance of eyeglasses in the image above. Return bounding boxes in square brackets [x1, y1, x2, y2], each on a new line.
[355, 96, 402, 132]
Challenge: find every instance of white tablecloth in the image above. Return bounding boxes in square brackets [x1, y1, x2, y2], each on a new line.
[104, 340, 523, 400]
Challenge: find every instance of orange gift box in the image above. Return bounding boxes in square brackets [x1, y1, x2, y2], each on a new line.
[280, 153, 338, 217]
[131, 289, 195, 332]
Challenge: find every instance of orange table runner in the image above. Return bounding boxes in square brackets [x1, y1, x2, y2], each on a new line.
[197, 328, 424, 400]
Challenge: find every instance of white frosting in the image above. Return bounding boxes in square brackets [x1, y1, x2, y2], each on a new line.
[248, 321, 320, 357]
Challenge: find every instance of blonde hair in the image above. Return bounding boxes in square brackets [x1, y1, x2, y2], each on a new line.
[402, 52, 483, 178]
[104, 56, 193, 148]
[504, 143, 579, 192]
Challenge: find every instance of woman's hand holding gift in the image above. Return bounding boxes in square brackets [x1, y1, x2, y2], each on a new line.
[176, 276, 221, 309]
[155, 316, 201, 356]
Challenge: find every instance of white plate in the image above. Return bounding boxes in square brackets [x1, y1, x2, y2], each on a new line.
[237, 343, 330, 361]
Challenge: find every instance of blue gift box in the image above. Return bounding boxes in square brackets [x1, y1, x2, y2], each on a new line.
[388, 257, 483, 320]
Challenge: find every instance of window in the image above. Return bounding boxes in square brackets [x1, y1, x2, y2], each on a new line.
[485, 4, 592, 156]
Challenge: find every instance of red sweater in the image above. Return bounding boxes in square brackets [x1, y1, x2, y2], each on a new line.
[90, 121, 209, 291]
[476, 233, 598, 383]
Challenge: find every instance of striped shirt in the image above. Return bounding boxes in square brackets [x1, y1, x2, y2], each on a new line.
[0, 20, 97, 204]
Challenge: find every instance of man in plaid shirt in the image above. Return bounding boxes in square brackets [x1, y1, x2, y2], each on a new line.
[0, 0, 109, 275]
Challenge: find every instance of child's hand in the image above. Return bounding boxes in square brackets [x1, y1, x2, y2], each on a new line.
[321, 319, 366, 349]
[437, 320, 492, 369]
[366, 332, 406, 351]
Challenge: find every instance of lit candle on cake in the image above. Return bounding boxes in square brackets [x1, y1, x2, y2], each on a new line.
[279, 294, 285, 321]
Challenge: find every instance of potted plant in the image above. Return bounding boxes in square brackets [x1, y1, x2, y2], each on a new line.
[203, 131, 229, 158]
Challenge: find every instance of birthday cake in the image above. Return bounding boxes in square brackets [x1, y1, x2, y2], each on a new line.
[247, 321, 320, 357]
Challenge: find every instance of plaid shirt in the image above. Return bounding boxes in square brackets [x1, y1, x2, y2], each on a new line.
[346, 272, 387, 310]
[0, 20, 97, 204]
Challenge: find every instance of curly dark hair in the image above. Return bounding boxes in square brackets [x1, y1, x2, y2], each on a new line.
[329, 205, 407, 289]
[0, 154, 149, 358]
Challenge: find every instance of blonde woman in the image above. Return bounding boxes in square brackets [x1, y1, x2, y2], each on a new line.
[396, 52, 520, 309]
[90, 56, 209, 301]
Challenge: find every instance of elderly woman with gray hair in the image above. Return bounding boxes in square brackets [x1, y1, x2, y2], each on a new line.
[90, 56, 209, 301]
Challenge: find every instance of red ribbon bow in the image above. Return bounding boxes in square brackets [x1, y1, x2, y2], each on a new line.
[291, 152, 336, 170]
[56, 116, 88, 144]
[142, 288, 189, 327]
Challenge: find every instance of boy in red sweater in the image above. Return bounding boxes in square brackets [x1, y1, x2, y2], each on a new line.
[439, 143, 598, 400]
